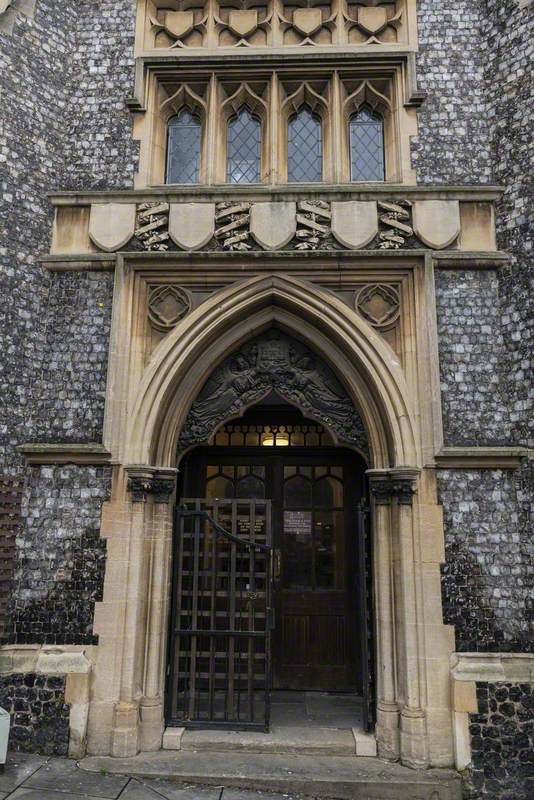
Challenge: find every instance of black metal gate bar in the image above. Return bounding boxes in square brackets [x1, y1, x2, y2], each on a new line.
[167, 499, 273, 731]
[357, 500, 375, 732]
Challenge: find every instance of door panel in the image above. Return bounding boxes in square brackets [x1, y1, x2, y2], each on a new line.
[180, 447, 365, 694]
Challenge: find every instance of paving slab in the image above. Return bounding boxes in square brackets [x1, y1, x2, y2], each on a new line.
[0, 753, 48, 794]
[142, 781, 223, 800]
[79, 751, 462, 800]
[23, 757, 128, 798]
[118, 780, 167, 799]
[8, 789, 112, 800]
[182, 725, 355, 755]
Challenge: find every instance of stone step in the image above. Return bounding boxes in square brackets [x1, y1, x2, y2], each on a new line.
[80, 751, 462, 800]
[180, 725, 357, 756]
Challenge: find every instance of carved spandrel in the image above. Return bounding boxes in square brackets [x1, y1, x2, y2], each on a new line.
[177, 330, 369, 457]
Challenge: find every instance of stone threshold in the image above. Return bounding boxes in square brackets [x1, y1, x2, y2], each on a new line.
[79, 751, 462, 800]
[162, 724, 377, 758]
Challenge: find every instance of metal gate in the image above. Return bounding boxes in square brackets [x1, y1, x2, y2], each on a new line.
[166, 499, 273, 731]
[357, 500, 375, 732]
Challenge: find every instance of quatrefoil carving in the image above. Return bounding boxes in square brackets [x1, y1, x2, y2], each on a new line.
[355, 284, 400, 329]
[148, 286, 192, 332]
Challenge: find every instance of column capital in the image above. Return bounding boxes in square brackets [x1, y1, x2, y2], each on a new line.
[390, 467, 420, 505]
[366, 469, 394, 505]
[125, 465, 178, 504]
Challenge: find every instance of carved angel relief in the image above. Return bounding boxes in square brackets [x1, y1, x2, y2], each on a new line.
[345, 0, 403, 44]
[177, 330, 369, 455]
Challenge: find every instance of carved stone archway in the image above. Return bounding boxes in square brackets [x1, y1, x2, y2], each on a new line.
[177, 329, 369, 460]
[87, 270, 454, 774]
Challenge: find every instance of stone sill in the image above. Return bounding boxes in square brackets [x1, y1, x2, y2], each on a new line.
[435, 447, 528, 469]
[0, 645, 92, 676]
[17, 443, 113, 466]
[451, 652, 534, 684]
[49, 184, 504, 206]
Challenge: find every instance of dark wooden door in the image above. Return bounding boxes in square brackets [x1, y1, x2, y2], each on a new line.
[180, 447, 366, 694]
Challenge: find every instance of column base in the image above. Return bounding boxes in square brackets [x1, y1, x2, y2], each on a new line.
[400, 707, 429, 769]
[139, 697, 164, 752]
[110, 702, 139, 758]
[376, 702, 400, 761]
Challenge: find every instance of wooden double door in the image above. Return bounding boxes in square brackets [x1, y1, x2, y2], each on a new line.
[180, 446, 368, 693]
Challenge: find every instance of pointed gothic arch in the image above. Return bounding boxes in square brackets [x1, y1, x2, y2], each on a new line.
[125, 273, 419, 469]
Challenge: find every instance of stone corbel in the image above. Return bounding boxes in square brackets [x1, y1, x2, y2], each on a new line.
[126, 466, 177, 503]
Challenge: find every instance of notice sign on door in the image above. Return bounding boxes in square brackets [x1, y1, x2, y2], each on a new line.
[284, 510, 312, 536]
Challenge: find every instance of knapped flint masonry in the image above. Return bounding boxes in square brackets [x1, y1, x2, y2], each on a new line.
[0, 1, 532, 799]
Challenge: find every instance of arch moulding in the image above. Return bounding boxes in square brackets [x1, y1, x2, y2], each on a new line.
[88, 266, 454, 775]
[124, 273, 420, 470]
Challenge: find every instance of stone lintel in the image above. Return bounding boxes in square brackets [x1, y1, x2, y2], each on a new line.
[126, 464, 178, 503]
[17, 443, 113, 466]
[435, 447, 528, 470]
[49, 184, 505, 206]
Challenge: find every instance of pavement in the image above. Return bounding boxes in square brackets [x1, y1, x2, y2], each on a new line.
[0, 752, 304, 800]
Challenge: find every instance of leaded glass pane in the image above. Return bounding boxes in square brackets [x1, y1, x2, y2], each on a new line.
[227, 108, 261, 184]
[287, 107, 322, 183]
[350, 106, 385, 182]
[166, 108, 201, 184]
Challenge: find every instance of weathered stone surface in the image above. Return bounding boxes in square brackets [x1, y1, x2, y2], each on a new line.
[412, 201, 460, 249]
[250, 202, 297, 250]
[89, 203, 136, 252]
[331, 202, 378, 249]
[0, 674, 69, 756]
[169, 203, 215, 250]
[466, 683, 534, 800]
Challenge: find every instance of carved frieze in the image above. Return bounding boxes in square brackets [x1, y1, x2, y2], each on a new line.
[177, 330, 369, 455]
[215, 202, 252, 250]
[377, 200, 414, 249]
[136, 202, 170, 251]
[148, 285, 192, 332]
[295, 200, 331, 249]
[78, 198, 465, 254]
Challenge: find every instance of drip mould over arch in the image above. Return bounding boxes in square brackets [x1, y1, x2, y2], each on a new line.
[125, 273, 420, 469]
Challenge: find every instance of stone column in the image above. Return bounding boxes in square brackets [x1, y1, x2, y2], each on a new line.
[110, 466, 176, 758]
[391, 467, 428, 769]
[367, 470, 400, 762]
[139, 469, 177, 752]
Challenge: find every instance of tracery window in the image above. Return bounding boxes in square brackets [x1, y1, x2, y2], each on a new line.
[287, 106, 323, 183]
[166, 108, 201, 184]
[226, 107, 262, 183]
[349, 105, 385, 182]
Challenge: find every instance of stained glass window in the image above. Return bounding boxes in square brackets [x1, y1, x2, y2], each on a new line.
[287, 107, 322, 183]
[166, 108, 201, 184]
[227, 107, 261, 183]
[350, 105, 385, 182]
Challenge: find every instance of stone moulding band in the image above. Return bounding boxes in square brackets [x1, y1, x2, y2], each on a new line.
[434, 447, 528, 470]
[17, 443, 113, 466]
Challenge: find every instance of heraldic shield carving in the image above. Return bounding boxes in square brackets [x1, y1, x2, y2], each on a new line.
[177, 330, 369, 456]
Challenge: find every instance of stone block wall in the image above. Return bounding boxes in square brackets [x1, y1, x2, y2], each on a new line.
[438, 468, 533, 654]
[435, 270, 513, 446]
[5, 466, 111, 646]
[0, 673, 69, 756]
[30, 271, 114, 444]
[466, 683, 534, 800]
